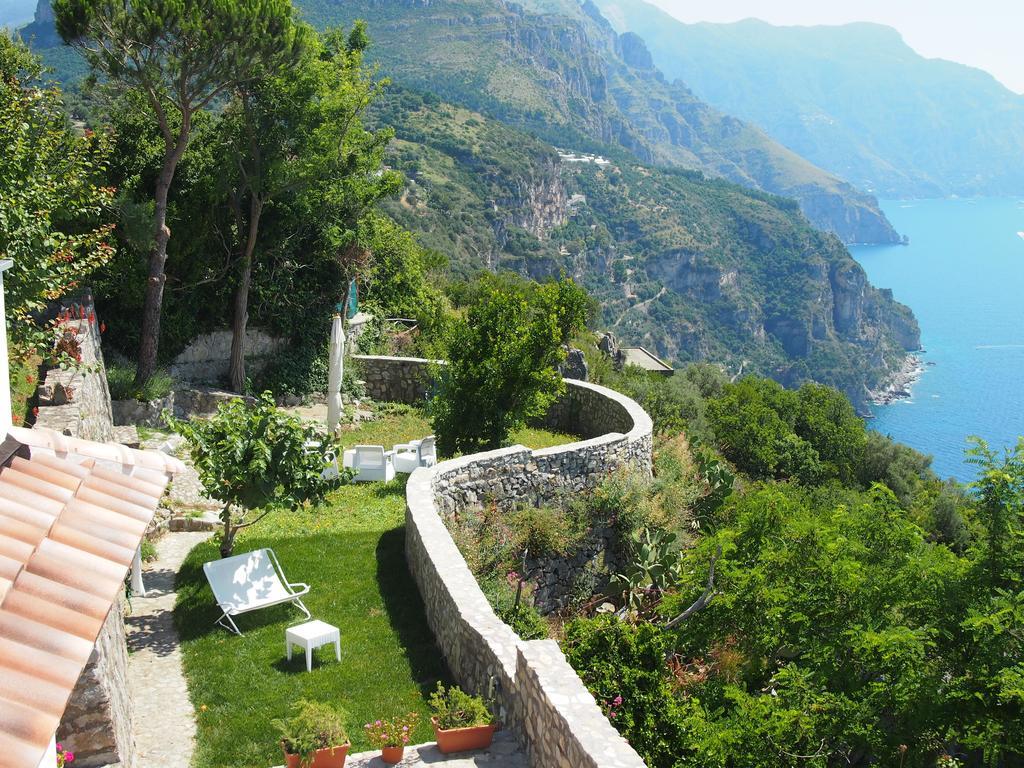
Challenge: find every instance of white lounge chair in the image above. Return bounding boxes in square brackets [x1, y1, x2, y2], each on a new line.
[203, 548, 311, 635]
[350, 445, 395, 483]
[393, 436, 437, 473]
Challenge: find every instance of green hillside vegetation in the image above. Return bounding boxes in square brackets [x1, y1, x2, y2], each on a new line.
[595, 0, 1024, 198]
[285, 0, 899, 244]
[372, 91, 918, 406]
[442, 341, 1023, 765]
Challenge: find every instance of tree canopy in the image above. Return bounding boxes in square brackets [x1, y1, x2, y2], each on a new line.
[0, 34, 114, 356]
[53, 0, 306, 384]
[431, 274, 589, 454]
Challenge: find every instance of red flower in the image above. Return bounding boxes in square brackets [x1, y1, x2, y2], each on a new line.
[32, 407, 39, 416]
[100, 322, 106, 333]
[88, 311, 95, 324]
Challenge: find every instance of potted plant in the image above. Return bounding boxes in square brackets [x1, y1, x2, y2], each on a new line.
[364, 712, 419, 764]
[428, 683, 496, 754]
[273, 699, 350, 768]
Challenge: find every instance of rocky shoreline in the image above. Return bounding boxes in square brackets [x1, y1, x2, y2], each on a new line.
[866, 353, 925, 407]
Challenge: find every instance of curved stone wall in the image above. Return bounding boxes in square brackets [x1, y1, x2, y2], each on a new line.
[356, 355, 651, 768]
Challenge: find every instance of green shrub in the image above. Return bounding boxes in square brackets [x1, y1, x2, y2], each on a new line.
[563, 615, 691, 768]
[428, 683, 493, 729]
[139, 539, 158, 562]
[430, 276, 588, 453]
[479, 575, 549, 640]
[585, 469, 659, 546]
[273, 699, 348, 761]
[253, 343, 328, 398]
[509, 503, 586, 558]
[107, 363, 174, 402]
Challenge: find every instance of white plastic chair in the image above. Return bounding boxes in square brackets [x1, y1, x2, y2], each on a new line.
[351, 445, 395, 483]
[393, 436, 437, 474]
[203, 548, 311, 635]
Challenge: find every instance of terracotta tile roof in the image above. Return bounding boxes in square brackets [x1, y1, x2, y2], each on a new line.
[0, 426, 184, 767]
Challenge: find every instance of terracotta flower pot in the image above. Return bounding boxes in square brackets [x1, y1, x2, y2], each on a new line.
[431, 717, 496, 754]
[381, 745, 404, 764]
[282, 743, 350, 768]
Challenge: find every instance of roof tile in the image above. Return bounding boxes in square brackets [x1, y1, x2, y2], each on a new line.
[0, 430, 181, 767]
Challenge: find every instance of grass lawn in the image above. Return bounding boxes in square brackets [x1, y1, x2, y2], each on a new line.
[332, 404, 578, 454]
[174, 408, 575, 767]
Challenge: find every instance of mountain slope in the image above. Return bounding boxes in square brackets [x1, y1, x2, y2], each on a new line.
[291, 0, 899, 243]
[372, 90, 919, 407]
[595, 0, 1024, 198]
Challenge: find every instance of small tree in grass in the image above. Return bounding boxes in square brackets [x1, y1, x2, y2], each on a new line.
[430, 276, 588, 454]
[168, 393, 344, 557]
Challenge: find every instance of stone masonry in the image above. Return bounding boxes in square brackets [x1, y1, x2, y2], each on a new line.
[112, 387, 252, 427]
[34, 299, 114, 443]
[169, 327, 284, 385]
[57, 600, 135, 768]
[353, 354, 435, 403]
[351, 354, 652, 768]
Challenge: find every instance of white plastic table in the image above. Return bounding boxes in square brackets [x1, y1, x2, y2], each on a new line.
[285, 620, 341, 672]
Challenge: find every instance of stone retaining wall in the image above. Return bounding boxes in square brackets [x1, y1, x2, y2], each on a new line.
[29, 297, 137, 767]
[356, 353, 651, 768]
[170, 327, 284, 385]
[112, 387, 253, 427]
[34, 300, 114, 442]
[353, 354, 433, 404]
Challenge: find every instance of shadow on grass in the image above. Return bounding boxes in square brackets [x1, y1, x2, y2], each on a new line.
[376, 526, 452, 696]
[270, 648, 341, 674]
[373, 477, 409, 499]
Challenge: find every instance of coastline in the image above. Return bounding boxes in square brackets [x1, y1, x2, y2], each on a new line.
[866, 353, 925, 408]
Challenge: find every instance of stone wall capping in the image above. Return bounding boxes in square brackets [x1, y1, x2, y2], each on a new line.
[361, 355, 650, 768]
[530, 432, 625, 457]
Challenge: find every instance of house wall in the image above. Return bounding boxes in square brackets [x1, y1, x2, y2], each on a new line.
[56, 600, 136, 768]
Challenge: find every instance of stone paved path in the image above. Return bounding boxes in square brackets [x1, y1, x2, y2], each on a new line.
[274, 732, 527, 768]
[126, 531, 211, 768]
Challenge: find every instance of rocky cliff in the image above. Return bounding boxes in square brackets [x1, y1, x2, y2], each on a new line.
[292, 0, 900, 245]
[375, 94, 919, 407]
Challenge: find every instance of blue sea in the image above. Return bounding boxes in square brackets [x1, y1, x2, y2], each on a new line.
[850, 198, 1024, 482]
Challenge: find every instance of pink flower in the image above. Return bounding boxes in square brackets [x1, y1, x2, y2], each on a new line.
[613, 695, 623, 707]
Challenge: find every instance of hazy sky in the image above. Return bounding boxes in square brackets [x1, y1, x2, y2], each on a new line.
[648, 0, 1024, 94]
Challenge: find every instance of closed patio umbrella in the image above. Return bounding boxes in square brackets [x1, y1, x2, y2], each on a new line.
[326, 314, 345, 433]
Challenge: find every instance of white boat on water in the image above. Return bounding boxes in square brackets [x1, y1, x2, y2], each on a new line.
[1018, 231, 1024, 240]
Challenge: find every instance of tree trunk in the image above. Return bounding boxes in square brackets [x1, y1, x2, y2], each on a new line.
[228, 195, 263, 393]
[135, 121, 191, 386]
[219, 504, 235, 558]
